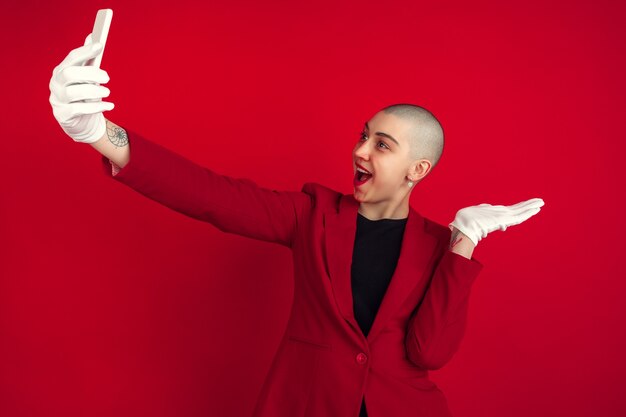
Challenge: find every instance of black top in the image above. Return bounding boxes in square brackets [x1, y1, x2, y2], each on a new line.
[352, 212, 408, 417]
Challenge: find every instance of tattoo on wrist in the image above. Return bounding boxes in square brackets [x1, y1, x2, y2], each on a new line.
[449, 229, 463, 250]
[106, 122, 129, 148]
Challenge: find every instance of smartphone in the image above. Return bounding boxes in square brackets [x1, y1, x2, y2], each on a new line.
[85, 9, 113, 68]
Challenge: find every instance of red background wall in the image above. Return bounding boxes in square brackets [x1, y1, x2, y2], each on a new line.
[1, 0, 625, 416]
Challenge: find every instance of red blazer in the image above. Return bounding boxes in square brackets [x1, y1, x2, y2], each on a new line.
[101, 129, 484, 417]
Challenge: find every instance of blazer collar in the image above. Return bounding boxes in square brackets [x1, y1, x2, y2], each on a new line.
[324, 193, 440, 344]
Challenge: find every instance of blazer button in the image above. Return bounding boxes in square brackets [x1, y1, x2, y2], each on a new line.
[356, 352, 368, 365]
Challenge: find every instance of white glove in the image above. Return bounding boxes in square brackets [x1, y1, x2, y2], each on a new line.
[448, 198, 545, 246]
[49, 33, 115, 143]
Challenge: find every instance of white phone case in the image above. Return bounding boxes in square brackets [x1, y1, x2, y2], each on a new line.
[85, 9, 113, 68]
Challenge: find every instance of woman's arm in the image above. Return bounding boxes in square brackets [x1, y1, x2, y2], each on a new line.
[405, 240, 483, 370]
[95, 122, 312, 248]
[89, 118, 129, 168]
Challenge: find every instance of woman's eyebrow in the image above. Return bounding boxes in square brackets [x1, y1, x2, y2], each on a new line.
[364, 122, 400, 147]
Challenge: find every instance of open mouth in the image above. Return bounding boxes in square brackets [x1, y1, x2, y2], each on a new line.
[354, 169, 373, 186]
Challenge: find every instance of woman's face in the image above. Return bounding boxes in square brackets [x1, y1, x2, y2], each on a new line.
[352, 111, 417, 205]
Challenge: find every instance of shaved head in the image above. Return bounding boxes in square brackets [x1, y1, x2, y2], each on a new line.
[379, 103, 445, 172]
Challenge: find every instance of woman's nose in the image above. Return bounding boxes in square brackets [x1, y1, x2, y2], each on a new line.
[354, 143, 370, 159]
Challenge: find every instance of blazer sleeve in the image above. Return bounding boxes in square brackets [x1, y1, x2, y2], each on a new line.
[405, 249, 484, 370]
[100, 128, 312, 248]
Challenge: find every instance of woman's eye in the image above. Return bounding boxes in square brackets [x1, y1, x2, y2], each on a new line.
[358, 132, 388, 149]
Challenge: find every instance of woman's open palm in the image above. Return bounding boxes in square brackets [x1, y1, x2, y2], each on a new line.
[449, 198, 545, 246]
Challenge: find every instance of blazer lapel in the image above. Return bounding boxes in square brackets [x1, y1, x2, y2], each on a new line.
[324, 193, 441, 345]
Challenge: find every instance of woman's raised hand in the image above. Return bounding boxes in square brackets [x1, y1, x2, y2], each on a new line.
[448, 198, 545, 246]
[49, 33, 115, 143]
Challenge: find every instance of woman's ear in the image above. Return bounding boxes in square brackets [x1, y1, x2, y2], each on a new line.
[415, 159, 432, 180]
